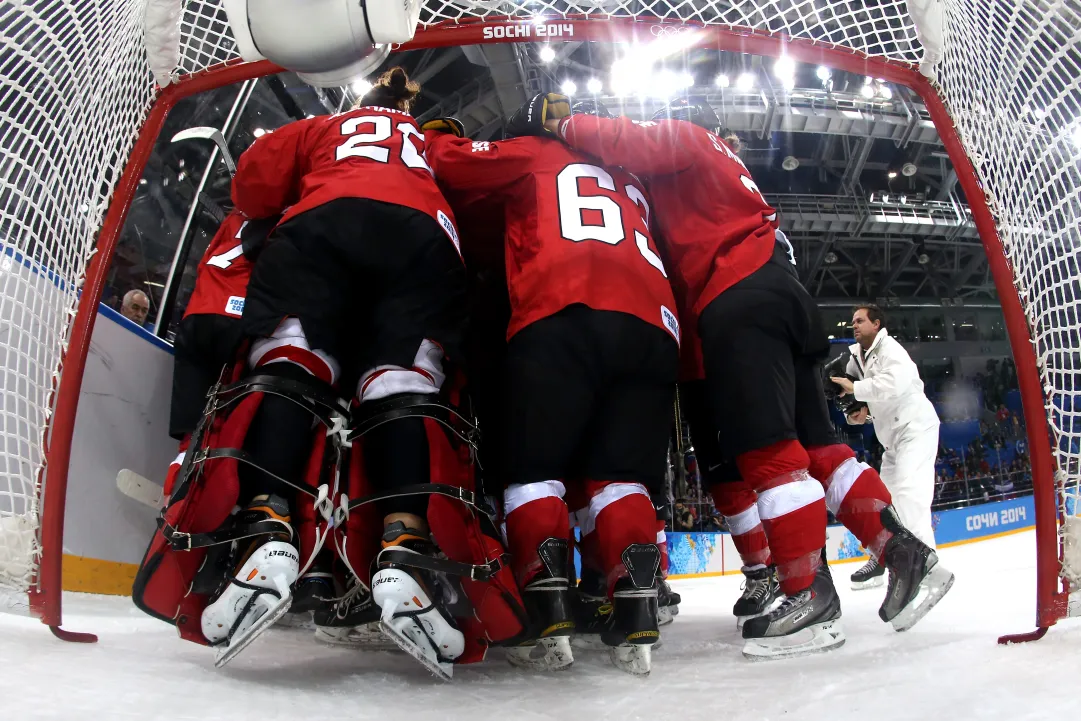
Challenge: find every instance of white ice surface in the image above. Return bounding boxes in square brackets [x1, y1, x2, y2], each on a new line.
[1, 530, 1077, 721]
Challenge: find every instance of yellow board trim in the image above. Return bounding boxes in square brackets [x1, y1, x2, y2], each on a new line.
[62, 554, 139, 596]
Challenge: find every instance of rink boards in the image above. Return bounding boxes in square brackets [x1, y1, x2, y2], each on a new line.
[667, 495, 1037, 578]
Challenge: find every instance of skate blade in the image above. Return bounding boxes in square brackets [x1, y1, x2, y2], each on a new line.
[658, 605, 678, 626]
[888, 563, 955, 632]
[573, 633, 664, 651]
[379, 618, 454, 681]
[851, 575, 886, 591]
[276, 610, 314, 629]
[314, 622, 399, 650]
[213, 593, 293, 668]
[608, 643, 652, 676]
[742, 618, 845, 661]
[736, 596, 783, 630]
[505, 635, 574, 671]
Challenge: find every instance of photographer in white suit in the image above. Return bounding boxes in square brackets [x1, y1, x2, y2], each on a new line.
[831, 304, 941, 589]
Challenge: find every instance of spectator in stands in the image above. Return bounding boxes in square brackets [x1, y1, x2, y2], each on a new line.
[120, 289, 151, 329]
[673, 501, 694, 531]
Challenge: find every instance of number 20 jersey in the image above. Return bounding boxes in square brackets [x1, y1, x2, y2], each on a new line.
[426, 134, 680, 344]
[230, 106, 457, 244]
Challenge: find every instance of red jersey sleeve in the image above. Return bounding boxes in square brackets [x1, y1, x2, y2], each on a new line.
[231, 118, 318, 218]
[557, 115, 701, 176]
[425, 133, 539, 195]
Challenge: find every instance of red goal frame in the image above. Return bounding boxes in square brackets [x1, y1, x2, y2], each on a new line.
[32, 17, 1066, 643]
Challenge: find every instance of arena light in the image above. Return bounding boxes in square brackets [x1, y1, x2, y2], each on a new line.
[879, 83, 894, 100]
[1072, 124, 1081, 148]
[561, 79, 577, 95]
[860, 82, 875, 99]
[773, 55, 796, 91]
[715, 73, 730, 88]
[539, 45, 555, 63]
[351, 78, 372, 95]
[676, 71, 694, 89]
[816, 65, 831, 81]
[888, 170, 898, 178]
[252, 127, 266, 137]
[736, 72, 755, 90]
[587, 77, 602, 93]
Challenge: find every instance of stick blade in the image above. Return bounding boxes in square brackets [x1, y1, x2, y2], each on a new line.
[170, 126, 222, 143]
[116, 469, 163, 508]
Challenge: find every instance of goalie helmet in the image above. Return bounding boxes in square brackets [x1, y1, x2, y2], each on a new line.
[652, 97, 722, 135]
[571, 99, 614, 118]
[221, 0, 421, 87]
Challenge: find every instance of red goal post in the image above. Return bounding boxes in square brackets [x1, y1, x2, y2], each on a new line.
[2, 0, 1075, 643]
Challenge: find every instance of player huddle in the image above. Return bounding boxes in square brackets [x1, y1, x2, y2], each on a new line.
[132, 67, 954, 678]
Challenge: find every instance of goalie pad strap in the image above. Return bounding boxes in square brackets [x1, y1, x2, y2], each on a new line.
[198, 447, 324, 499]
[346, 482, 480, 513]
[349, 393, 478, 448]
[380, 545, 507, 582]
[162, 517, 288, 552]
[215, 373, 349, 424]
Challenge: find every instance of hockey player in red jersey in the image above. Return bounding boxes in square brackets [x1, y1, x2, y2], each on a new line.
[532, 95, 953, 659]
[425, 95, 680, 675]
[165, 210, 278, 496]
[193, 67, 470, 673]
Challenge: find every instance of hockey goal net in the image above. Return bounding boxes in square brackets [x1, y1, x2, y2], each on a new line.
[0, 0, 1077, 640]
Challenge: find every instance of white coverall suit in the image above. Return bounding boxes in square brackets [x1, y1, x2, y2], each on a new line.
[846, 330, 941, 548]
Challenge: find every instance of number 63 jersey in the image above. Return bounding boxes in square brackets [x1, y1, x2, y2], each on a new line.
[230, 106, 457, 250]
[425, 133, 680, 345]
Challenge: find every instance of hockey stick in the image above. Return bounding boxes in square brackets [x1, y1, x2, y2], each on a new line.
[170, 127, 237, 177]
[116, 469, 164, 508]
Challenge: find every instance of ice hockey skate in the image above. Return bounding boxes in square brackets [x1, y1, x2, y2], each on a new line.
[200, 495, 299, 668]
[741, 559, 845, 661]
[311, 577, 397, 649]
[878, 506, 955, 631]
[657, 578, 681, 626]
[733, 565, 780, 629]
[505, 537, 574, 671]
[850, 556, 886, 590]
[370, 522, 465, 680]
[601, 545, 661, 676]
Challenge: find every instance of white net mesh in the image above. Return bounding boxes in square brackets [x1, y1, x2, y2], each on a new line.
[1, 0, 1079, 615]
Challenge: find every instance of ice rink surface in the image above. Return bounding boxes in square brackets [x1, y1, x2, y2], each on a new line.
[2, 530, 1076, 721]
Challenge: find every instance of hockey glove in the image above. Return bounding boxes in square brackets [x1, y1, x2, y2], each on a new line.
[420, 117, 466, 137]
[505, 93, 571, 138]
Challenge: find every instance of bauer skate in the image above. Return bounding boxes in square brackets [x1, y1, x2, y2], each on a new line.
[734, 565, 780, 629]
[741, 559, 845, 661]
[371, 523, 465, 680]
[878, 506, 955, 631]
[201, 495, 299, 668]
[850, 556, 885, 591]
[506, 537, 575, 671]
[601, 545, 661, 676]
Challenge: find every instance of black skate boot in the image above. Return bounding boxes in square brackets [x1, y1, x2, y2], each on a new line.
[600, 544, 661, 676]
[290, 553, 338, 615]
[506, 537, 574, 671]
[878, 506, 955, 631]
[733, 565, 780, 629]
[741, 557, 845, 661]
[657, 577, 681, 626]
[850, 556, 885, 591]
[570, 565, 612, 650]
[313, 576, 394, 649]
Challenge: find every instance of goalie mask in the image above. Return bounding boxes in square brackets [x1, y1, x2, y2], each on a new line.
[221, 0, 420, 87]
[652, 97, 722, 135]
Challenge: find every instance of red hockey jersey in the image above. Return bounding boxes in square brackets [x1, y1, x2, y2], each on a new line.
[557, 115, 779, 377]
[231, 106, 458, 251]
[183, 211, 275, 319]
[426, 133, 680, 344]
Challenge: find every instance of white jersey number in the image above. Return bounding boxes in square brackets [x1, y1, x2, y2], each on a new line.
[207, 220, 248, 269]
[555, 163, 667, 277]
[336, 116, 432, 173]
